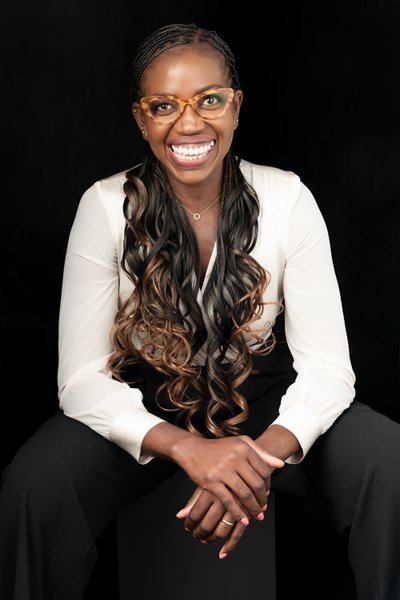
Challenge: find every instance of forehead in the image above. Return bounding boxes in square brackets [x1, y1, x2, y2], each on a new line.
[139, 44, 230, 97]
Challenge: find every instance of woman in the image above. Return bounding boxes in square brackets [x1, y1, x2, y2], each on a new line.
[0, 23, 399, 600]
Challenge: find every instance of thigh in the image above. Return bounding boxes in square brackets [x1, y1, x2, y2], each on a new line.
[1, 409, 180, 539]
[271, 401, 400, 532]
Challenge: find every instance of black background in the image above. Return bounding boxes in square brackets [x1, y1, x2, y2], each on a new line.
[2, 1, 399, 598]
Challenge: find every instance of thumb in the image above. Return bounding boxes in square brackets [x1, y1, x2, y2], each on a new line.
[175, 485, 203, 518]
[245, 439, 285, 469]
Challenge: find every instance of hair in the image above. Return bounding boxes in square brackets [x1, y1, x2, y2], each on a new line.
[108, 23, 277, 438]
[128, 23, 241, 102]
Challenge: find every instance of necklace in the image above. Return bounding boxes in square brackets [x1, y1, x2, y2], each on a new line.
[179, 194, 221, 220]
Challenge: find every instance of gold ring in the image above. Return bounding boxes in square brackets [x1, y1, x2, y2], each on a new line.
[221, 518, 235, 527]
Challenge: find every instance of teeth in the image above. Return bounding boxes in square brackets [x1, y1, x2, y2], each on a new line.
[171, 140, 215, 159]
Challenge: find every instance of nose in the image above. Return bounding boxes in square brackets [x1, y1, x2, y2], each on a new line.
[174, 103, 204, 132]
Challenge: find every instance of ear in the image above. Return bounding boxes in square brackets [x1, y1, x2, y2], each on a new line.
[233, 90, 243, 129]
[132, 102, 147, 138]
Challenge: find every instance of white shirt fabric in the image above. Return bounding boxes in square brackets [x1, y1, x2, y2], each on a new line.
[58, 159, 356, 465]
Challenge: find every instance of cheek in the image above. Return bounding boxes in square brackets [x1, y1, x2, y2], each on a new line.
[145, 125, 168, 151]
[221, 110, 237, 132]
[216, 117, 236, 143]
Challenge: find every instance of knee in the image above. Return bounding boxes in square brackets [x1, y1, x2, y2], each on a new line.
[359, 411, 400, 494]
[1, 446, 72, 521]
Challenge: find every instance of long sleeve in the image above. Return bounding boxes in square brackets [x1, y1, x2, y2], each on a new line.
[270, 181, 356, 463]
[57, 180, 166, 464]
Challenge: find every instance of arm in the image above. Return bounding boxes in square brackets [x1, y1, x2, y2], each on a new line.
[266, 181, 356, 463]
[58, 180, 166, 465]
[59, 180, 281, 522]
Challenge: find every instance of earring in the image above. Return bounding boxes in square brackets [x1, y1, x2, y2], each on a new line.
[236, 118, 239, 126]
[141, 129, 146, 135]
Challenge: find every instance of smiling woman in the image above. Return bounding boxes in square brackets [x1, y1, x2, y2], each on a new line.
[1, 22, 399, 600]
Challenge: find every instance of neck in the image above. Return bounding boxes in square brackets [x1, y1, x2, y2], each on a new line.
[167, 175, 223, 211]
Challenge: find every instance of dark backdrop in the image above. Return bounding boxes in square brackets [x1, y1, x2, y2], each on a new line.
[2, 1, 399, 598]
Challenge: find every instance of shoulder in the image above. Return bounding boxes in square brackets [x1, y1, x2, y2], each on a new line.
[76, 166, 136, 229]
[88, 166, 133, 210]
[239, 158, 319, 222]
[71, 167, 134, 243]
[239, 158, 301, 197]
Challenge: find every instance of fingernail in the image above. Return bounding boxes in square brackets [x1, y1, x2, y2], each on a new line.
[219, 552, 228, 560]
[184, 527, 191, 532]
[266, 490, 270, 496]
[256, 512, 264, 521]
[261, 504, 268, 511]
[240, 516, 249, 526]
[176, 509, 185, 517]
[201, 540, 208, 544]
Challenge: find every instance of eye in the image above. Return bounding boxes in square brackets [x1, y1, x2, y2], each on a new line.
[148, 99, 178, 116]
[199, 92, 225, 110]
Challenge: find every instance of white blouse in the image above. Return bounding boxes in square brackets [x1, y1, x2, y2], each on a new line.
[58, 159, 356, 465]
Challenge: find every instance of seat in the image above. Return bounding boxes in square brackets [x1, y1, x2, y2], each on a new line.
[117, 468, 276, 600]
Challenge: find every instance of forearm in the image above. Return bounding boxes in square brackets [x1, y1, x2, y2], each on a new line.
[141, 421, 200, 463]
[142, 421, 301, 465]
[255, 424, 302, 462]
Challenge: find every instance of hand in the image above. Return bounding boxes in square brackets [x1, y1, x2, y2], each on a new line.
[176, 485, 270, 559]
[173, 434, 283, 524]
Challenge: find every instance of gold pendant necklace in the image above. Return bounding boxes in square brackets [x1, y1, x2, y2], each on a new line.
[180, 194, 221, 220]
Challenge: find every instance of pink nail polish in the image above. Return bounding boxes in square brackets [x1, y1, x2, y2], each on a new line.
[261, 504, 268, 511]
[184, 527, 190, 532]
[256, 512, 264, 521]
[240, 516, 249, 526]
[219, 553, 228, 559]
[201, 540, 208, 544]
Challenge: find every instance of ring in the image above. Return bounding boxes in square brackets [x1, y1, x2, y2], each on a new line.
[221, 518, 235, 527]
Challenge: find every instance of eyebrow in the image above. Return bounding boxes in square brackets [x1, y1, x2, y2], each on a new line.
[148, 84, 226, 97]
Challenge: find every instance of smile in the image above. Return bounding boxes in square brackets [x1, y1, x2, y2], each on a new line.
[170, 140, 215, 161]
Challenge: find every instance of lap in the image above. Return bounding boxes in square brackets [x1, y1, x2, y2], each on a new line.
[272, 400, 400, 531]
[3, 358, 398, 539]
[1, 410, 179, 537]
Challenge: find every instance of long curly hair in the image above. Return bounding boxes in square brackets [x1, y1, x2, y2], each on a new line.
[108, 24, 277, 438]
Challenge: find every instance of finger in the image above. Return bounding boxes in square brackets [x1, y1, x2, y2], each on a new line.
[207, 513, 237, 543]
[203, 481, 250, 526]
[175, 486, 203, 518]
[238, 469, 270, 515]
[223, 472, 266, 520]
[218, 520, 248, 559]
[191, 499, 226, 541]
[184, 491, 215, 532]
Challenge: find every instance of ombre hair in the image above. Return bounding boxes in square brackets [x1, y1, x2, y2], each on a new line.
[108, 24, 276, 438]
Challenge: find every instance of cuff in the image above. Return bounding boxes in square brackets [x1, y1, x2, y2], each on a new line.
[110, 408, 166, 465]
[270, 404, 323, 464]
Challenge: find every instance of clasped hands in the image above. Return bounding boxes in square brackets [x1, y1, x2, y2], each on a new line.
[173, 435, 284, 560]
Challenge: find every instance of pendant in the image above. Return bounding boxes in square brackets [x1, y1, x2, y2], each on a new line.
[193, 213, 201, 220]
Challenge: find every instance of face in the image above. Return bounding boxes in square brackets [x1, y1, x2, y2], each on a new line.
[132, 44, 242, 192]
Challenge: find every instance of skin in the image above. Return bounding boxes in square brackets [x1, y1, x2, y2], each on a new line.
[132, 44, 242, 280]
[135, 44, 302, 559]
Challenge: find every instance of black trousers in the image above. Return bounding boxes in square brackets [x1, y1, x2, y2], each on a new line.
[1, 341, 399, 600]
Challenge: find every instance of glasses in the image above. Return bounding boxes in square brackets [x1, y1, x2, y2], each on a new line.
[139, 87, 236, 125]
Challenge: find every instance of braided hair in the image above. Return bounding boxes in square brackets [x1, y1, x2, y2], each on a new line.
[108, 24, 276, 439]
[129, 23, 241, 101]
